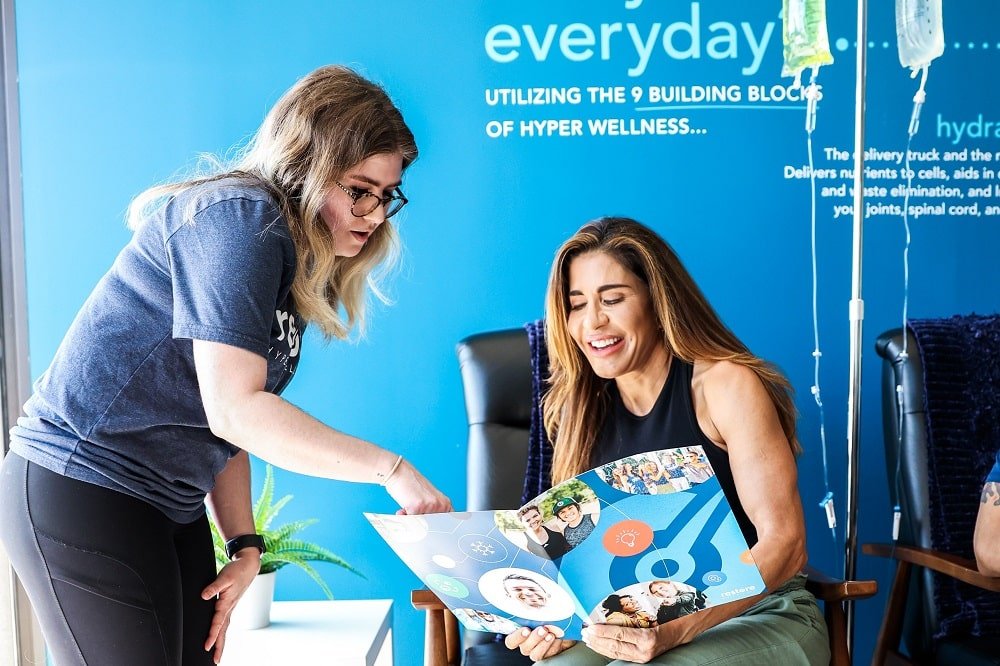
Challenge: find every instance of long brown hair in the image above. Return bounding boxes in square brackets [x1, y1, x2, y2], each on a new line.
[128, 65, 417, 339]
[543, 217, 799, 483]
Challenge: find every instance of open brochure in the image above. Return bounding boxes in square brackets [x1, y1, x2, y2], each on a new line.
[366, 447, 764, 640]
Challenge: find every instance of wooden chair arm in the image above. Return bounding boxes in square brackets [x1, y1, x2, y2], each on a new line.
[411, 588, 449, 611]
[803, 565, 878, 602]
[863, 542, 1000, 592]
[411, 589, 461, 666]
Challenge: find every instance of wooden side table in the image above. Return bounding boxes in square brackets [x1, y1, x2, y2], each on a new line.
[220, 599, 393, 665]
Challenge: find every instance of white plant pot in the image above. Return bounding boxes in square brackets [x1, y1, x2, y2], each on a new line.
[230, 571, 276, 630]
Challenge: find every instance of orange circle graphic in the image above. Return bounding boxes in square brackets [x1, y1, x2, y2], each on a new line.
[602, 519, 654, 557]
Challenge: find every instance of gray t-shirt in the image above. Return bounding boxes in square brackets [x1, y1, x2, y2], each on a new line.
[563, 514, 596, 548]
[10, 177, 303, 523]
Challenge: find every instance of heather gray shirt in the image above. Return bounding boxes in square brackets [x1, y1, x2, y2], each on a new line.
[11, 177, 303, 523]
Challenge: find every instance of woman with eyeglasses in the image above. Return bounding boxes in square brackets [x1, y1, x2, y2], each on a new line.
[0, 65, 451, 666]
[504, 218, 828, 664]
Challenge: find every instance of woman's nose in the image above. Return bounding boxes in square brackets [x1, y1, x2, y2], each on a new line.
[361, 206, 385, 228]
[583, 303, 606, 329]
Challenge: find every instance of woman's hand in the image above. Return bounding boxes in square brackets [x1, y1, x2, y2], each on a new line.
[505, 625, 575, 662]
[582, 621, 687, 664]
[384, 459, 452, 514]
[200, 551, 261, 664]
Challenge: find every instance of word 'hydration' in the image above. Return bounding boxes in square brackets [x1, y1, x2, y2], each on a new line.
[484, 2, 775, 77]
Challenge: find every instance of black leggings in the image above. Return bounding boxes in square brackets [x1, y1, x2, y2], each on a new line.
[0, 452, 216, 666]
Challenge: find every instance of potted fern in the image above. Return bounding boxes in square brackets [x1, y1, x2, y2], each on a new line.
[209, 464, 364, 629]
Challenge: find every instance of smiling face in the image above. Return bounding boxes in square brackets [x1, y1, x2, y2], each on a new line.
[556, 504, 581, 526]
[566, 251, 668, 385]
[320, 152, 403, 257]
[518, 508, 542, 530]
[503, 578, 550, 608]
[620, 595, 639, 613]
[649, 581, 679, 599]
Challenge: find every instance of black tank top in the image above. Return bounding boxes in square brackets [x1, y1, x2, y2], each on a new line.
[592, 359, 759, 547]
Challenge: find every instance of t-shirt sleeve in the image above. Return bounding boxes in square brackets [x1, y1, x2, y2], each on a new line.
[988, 451, 1000, 484]
[166, 196, 289, 357]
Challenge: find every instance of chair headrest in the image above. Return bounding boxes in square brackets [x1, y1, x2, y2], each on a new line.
[456, 328, 532, 428]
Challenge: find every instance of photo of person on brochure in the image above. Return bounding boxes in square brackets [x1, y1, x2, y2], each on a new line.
[503, 574, 552, 610]
[599, 452, 674, 495]
[647, 579, 709, 623]
[601, 593, 657, 628]
[495, 479, 600, 556]
[661, 454, 692, 491]
[656, 446, 716, 490]
[682, 448, 714, 484]
[589, 578, 710, 631]
[454, 608, 521, 634]
[517, 505, 569, 559]
[639, 459, 668, 492]
[552, 496, 597, 549]
[479, 567, 576, 622]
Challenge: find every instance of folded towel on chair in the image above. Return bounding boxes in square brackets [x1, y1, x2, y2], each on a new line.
[910, 313, 1000, 641]
[521, 319, 554, 505]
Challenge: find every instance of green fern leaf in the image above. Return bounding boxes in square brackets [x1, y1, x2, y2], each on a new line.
[264, 518, 317, 545]
[208, 463, 362, 593]
[258, 494, 293, 532]
[286, 559, 335, 600]
[252, 464, 275, 525]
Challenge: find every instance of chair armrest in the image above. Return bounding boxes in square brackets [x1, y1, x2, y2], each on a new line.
[803, 565, 878, 602]
[863, 542, 1000, 592]
[411, 589, 449, 611]
[411, 589, 461, 666]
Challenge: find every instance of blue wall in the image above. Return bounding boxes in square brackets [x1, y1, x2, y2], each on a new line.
[14, 1, 999, 663]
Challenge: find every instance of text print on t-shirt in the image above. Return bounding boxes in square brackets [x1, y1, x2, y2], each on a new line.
[275, 308, 301, 357]
[269, 309, 301, 381]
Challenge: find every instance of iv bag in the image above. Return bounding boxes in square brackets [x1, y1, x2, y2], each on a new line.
[782, 0, 834, 78]
[896, 0, 944, 70]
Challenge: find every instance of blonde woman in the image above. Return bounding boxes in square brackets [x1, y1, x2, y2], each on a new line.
[640, 459, 667, 489]
[647, 580, 708, 623]
[0, 66, 450, 666]
[506, 217, 827, 664]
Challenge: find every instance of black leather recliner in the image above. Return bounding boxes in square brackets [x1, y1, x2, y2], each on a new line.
[413, 328, 875, 666]
[411, 329, 539, 665]
[457, 330, 535, 664]
[864, 328, 1000, 664]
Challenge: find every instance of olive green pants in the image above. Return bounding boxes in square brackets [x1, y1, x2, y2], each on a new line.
[542, 575, 830, 666]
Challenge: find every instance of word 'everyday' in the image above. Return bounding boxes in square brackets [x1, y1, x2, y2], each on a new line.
[484, 3, 775, 76]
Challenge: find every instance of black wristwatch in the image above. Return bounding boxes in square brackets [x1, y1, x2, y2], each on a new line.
[225, 534, 266, 560]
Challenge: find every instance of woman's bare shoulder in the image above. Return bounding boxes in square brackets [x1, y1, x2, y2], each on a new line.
[691, 359, 761, 396]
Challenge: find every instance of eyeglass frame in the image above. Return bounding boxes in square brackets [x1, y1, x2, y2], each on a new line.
[333, 181, 408, 220]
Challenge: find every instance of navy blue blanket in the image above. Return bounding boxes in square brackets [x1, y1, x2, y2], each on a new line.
[909, 314, 1000, 641]
[521, 320, 554, 505]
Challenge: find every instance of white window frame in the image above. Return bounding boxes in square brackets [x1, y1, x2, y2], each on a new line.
[0, 0, 44, 663]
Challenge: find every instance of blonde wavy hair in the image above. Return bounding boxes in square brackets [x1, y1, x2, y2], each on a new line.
[543, 217, 799, 484]
[127, 65, 418, 340]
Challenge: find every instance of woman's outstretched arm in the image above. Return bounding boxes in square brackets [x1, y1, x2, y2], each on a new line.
[193, 339, 451, 515]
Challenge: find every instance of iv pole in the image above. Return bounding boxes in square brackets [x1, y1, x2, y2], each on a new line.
[844, 0, 868, 653]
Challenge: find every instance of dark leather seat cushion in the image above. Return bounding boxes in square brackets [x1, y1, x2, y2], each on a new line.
[935, 636, 1000, 665]
[464, 642, 533, 666]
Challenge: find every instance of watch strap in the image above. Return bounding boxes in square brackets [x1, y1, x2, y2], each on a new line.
[225, 533, 266, 560]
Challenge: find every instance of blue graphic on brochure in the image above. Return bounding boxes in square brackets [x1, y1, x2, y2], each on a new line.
[366, 447, 763, 640]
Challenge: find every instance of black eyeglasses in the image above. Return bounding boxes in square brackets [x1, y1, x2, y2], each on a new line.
[334, 181, 408, 220]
